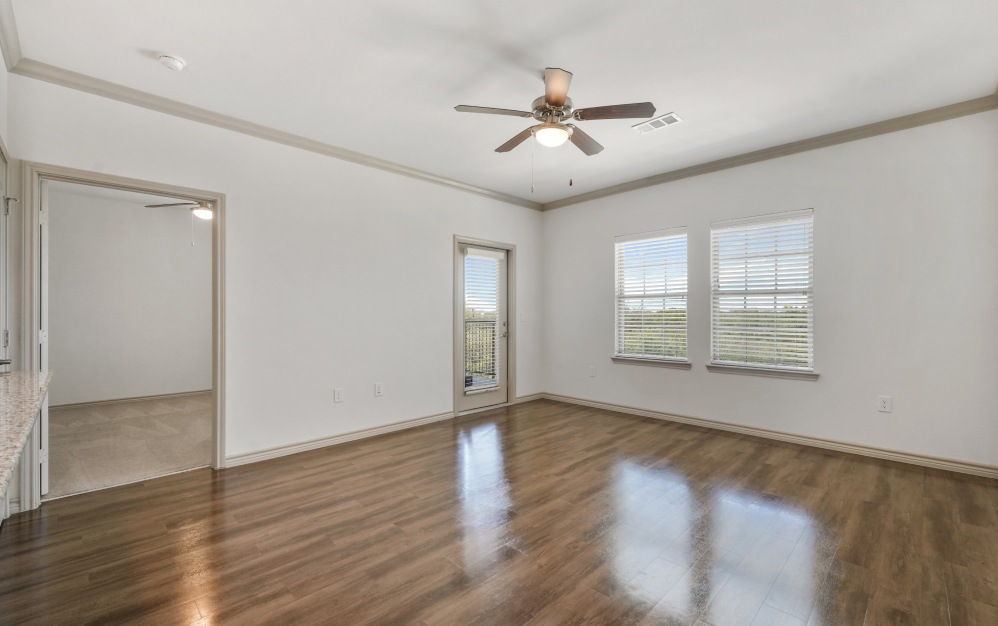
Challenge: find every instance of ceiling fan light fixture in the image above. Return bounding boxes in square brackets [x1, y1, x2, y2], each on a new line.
[456, 67, 650, 156]
[191, 205, 213, 220]
[533, 123, 572, 148]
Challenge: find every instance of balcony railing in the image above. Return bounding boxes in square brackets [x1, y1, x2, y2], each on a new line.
[465, 319, 497, 389]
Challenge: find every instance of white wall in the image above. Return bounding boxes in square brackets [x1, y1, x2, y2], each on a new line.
[542, 110, 998, 466]
[8, 71, 995, 468]
[8, 75, 544, 458]
[0, 53, 9, 144]
[46, 188, 212, 405]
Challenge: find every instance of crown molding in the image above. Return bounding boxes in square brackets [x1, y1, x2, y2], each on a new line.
[0, 1, 994, 213]
[541, 91, 998, 211]
[0, 0, 20, 71]
[8, 57, 543, 211]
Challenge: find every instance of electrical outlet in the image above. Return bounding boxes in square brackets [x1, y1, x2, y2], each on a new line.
[374, 382, 384, 397]
[877, 395, 892, 413]
[334, 388, 343, 403]
[589, 366, 596, 378]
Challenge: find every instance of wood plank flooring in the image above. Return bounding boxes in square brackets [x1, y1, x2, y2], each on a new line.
[1, 399, 996, 625]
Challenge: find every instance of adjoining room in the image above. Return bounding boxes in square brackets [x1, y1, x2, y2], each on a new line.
[44, 181, 213, 498]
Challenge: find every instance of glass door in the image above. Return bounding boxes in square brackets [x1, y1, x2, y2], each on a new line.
[456, 244, 508, 412]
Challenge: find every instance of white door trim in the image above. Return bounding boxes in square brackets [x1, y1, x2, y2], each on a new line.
[38, 179, 49, 493]
[453, 235, 516, 416]
[0, 135, 9, 373]
[20, 161, 228, 469]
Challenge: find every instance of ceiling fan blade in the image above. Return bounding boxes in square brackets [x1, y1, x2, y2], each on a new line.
[145, 202, 197, 208]
[455, 105, 533, 118]
[495, 127, 535, 153]
[567, 125, 604, 156]
[544, 67, 573, 107]
[574, 102, 657, 121]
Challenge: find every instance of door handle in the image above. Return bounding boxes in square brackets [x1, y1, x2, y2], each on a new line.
[500, 331, 509, 338]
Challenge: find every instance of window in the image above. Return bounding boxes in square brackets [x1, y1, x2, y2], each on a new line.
[614, 229, 688, 361]
[710, 209, 814, 371]
[462, 247, 505, 393]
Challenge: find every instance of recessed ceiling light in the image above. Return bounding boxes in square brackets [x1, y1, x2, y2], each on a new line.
[157, 54, 186, 71]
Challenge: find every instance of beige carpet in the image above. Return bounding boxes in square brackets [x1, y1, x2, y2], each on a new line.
[46, 392, 212, 499]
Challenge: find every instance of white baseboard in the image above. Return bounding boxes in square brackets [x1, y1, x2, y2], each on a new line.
[512, 393, 546, 404]
[223, 393, 996, 480]
[225, 411, 455, 467]
[50, 389, 212, 410]
[226, 397, 542, 468]
[542, 393, 998, 480]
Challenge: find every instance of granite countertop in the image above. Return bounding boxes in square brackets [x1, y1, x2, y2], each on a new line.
[0, 371, 53, 494]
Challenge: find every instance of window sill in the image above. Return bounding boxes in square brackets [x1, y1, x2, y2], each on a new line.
[611, 356, 692, 369]
[705, 363, 819, 380]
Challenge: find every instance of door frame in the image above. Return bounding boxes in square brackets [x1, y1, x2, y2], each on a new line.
[0, 135, 9, 373]
[453, 235, 516, 416]
[21, 161, 227, 469]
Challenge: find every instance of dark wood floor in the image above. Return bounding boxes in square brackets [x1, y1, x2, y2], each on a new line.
[1, 400, 996, 625]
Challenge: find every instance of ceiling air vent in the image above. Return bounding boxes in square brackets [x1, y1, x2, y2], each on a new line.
[633, 112, 683, 134]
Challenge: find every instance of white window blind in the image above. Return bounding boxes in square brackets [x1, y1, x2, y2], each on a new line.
[614, 229, 688, 360]
[464, 247, 504, 391]
[711, 210, 814, 370]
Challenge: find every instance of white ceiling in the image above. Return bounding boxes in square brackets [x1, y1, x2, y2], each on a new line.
[11, 0, 998, 204]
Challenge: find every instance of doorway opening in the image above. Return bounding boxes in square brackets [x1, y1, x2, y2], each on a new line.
[21, 162, 226, 502]
[454, 236, 516, 415]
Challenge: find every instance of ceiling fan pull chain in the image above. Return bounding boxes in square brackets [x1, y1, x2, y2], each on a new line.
[569, 142, 574, 187]
[191, 211, 195, 247]
[531, 140, 535, 194]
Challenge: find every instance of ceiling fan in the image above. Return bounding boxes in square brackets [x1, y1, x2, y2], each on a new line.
[146, 201, 213, 220]
[455, 67, 656, 155]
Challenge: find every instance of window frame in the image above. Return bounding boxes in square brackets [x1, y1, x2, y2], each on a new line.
[708, 209, 816, 377]
[613, 227, 690, 365]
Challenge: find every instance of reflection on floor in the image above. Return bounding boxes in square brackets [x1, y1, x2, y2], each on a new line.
[3, 399, 996, 624]
[47, 392, 212, 499]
